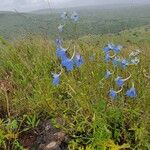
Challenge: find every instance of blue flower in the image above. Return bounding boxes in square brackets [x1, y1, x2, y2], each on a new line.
[109, 90, 117, 100]
[115, 76, 124, 87]
[103, 46, 110, 53]
[61, 12, 68, 19]
[52, 73, 60, 86]
[121, 59, 129, 68]
[105, 70, 112, 79]
[104, 53, 111, 62]
[74, 53, 84, 68]
[108, 43, 115, 49]
[112, 56, 121, 66]
[62, 58, 74, 71]
[130, 57, 140, 65]
[56, 47, 68, 60]
[71, 12, 79, 22]
[55, 38, 62, 48]
[113, 45, 122, 53]
[126, 87, 137, 98]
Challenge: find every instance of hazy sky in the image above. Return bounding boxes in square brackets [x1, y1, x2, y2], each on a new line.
[0, 0, 150, 12]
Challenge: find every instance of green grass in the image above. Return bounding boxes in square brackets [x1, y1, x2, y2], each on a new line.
[0, 25, 150, 149]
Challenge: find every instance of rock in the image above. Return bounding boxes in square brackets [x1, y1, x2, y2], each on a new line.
[44, 141, 61, 150]
[53, 132, 66, 143]
[37, 120, 69, 150]
[38, 141, 61, 150]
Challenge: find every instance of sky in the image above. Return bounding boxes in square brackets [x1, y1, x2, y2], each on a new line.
[0, 0, 150, 12]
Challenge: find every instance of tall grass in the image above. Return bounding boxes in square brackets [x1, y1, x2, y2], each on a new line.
[0, 28, 150, 149]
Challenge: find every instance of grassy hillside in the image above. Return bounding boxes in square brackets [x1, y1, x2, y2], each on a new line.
[0, 25, 150, 149]
[0, 5, 150, 40]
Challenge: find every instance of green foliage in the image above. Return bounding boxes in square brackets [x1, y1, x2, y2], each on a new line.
[0, 26, 150, 149]
[26, 114, 40, 129]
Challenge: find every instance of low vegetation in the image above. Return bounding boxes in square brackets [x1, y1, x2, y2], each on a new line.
[0, 24, 150, 149]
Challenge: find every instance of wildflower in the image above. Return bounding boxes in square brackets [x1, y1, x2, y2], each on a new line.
[109, 90, 117, 100]
[129, 49, 141, 57]
[130, 57, 140, 65]
[56, 47, 67, 60]
[121, 59, 129, 68]
[105, 70, 112, 79]
[61, 46, 76, 71]
[113, 45, 122, 53]
[109, 87, 123, 100]
[126, 87, 137, 98]
[62, 58, 74, 71]
[52, 73, 60, 86]
[61, 12, 68, 19]
[74, 53, 84, 68]
[55, 38, 62, 48]
[104, 53, 111, 62]
[71, 12, 79, 22]
[112, 56, 121, 66]
[103, 43, 115, 53]
[108, 43, 115, 50]
[103, 46, 110, 53]
[115, 76, 124, 87]
[58, 24, 64, 32]
[105, 53, 116, 62]
[115, 74, 131, 87]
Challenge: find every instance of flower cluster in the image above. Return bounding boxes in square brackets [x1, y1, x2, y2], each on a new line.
[103, 43, 139, 100]
[52, 12, 83, 86]
[51, 12, 139, 102]
[103, 44, 140, 69]
[58, 11, 79, 33]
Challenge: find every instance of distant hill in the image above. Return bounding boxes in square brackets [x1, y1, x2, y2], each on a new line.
[0, 5, 150, 40]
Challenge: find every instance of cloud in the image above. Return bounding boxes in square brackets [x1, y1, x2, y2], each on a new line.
[0, 0, 150, 12]
[0, 0, 48, 11]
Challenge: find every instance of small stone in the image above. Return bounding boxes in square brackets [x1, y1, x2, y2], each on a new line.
[44, 141, 61, 150]
[53, 132, 66, 142]
[46, 141, 57, 148]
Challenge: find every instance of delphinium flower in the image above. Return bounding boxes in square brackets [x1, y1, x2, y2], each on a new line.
[71, 12, 79, 22]
[108, 43, 115, 50]
[105, 70, 112, 79]
[104, 43, 122, 54]
[52, 73, 61, 86]
[103, 45, 111, 53]
[104, 53, 111, 62]
[129, 49, 141, 57]
[130, 57, 140, 65]
[58, 24, 64, 32]
[61, 47, 76, 71]
[109, 90, 117, 100]
[121, 59, 129, 68]
[104, 53, 116, 62]
[113, 45, 123, 53]
[56, 46, 68, 60]
[126, 83, 137, 98]
[55, 38, 62, 48]
[112, 56, 121, 67]
[115, 76, 125, 87]
[109, 87, 123, 100]
[74, 53, 84, 68]
[61, 12, 68, 19]
[115, 73, 131, 87]
[61, 58, 74, 71]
